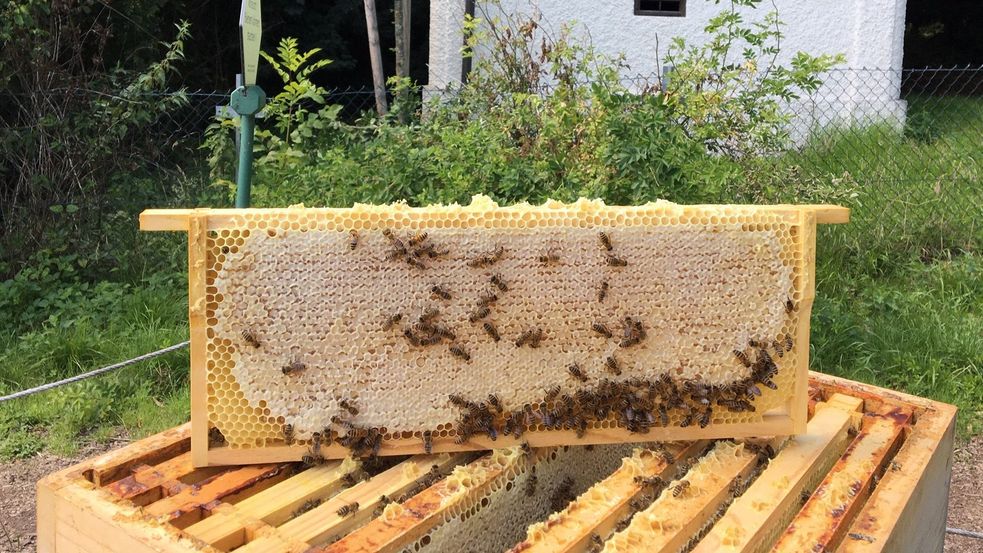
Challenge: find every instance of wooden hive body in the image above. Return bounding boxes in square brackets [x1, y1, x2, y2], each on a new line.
[37, 372, 955, 553]
[140, 199, 848, 466]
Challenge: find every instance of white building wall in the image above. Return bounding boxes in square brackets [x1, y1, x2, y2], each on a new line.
[427, 0, 908, 136]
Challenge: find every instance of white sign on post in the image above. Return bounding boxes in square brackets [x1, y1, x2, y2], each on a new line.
[239, 0, 262, 86]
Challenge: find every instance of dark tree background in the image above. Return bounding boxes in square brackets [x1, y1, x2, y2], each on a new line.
[904, 0, 983, 68]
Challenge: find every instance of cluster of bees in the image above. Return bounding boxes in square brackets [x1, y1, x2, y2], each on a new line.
[380, 230, 447, 269]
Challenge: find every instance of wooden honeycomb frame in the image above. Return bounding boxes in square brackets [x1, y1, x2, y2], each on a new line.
[36, 373, 955, 553]
[140, 200, 849, 467]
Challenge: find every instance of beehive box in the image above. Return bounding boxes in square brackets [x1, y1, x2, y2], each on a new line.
[141, 199, 849, 466]
[36, 372, 955, 553]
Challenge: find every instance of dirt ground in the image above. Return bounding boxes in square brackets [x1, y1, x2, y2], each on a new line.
[2, 437, 981, 553]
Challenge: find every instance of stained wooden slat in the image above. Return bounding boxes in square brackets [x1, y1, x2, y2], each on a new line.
[771, 410, 911, 552]
[691, 396, 859, 552]
[142, 464, 290, 524]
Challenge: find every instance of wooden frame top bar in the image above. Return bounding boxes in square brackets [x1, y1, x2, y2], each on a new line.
[140, 205, 850, 232]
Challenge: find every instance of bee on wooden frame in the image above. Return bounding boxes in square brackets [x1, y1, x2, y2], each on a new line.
[598, 232, 613, 251]
[382, 313, 403, 331]
[604, 355, 622, 376]
[606, 255, 628, 267]
[538, 252, 560, 264]
[422, 430, 433, 454]
[281, 360, 307, 376]
[597, 280, 609, 302]
[449, 344, 471, 361]
[339, 399, 359, 416]
[241, 329, 261, 348]
[431, 285, 452, 300]
[490, 274, 508, 292]
[567, 362, 589, 383]
[482, 321, 501, 341]
[672, 480, 691, 497]
[336, 502, 359, 517]
[592, 323, 613, 339]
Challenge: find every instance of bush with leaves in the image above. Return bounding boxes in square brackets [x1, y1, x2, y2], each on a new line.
[207, 0, 846, 210]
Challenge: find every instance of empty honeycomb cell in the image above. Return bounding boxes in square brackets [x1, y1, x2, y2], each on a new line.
[193, 197, 810, 456]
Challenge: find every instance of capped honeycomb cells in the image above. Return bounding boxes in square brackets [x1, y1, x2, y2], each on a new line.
[203, 197, 805, 450]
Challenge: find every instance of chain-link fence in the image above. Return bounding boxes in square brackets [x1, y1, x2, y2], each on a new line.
[3, 68, 979, 255]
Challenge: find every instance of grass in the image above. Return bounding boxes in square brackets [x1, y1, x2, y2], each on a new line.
[0, 95, 980, 459]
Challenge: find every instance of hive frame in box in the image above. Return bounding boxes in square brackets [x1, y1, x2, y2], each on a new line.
[35, 373, 954, 553]
[140, 202, 849, 467]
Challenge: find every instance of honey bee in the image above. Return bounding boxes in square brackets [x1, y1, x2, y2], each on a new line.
[408, 231, 429, 246]
[606, 255, 628, 267]
[515, 329, 542, 348]
[431, 285, 452, 300]
[634, 475, 666, 489]
[597, 280, 609, 302]
[598, 232, 613, 251]
[292, 498, 322, 518]
[520, 441, 532, 459]
[282, 360, 306, 375]
[449, 344, 471, 361]
[348, 229, 359, 250]
[469, 306, 491, 322]
[785, 297, 795, 313]
[311, 431, 323, 456]
[241, 329, 261, 348]
[733, 349, 752, 367]
[655, 445, 675, 465]
[487, 393, 504, 413]
[783, 334, 793, 352]
[406, 256, 427, 269]
[592, 322, 613, 338]
[525, 467, 538, 497]
[382, 228, 396, 241]
[490, 274, 508, 292]
[544, 385, 561, 402]
[748, 338, 765, 348]
[476, 321, 498, 342]
[604, 356, 622, 376]
[283, 424, 294, 445]
[467, 246, 505, 268]
[680, 409, 696, 428]
[478, 292, 499, 307]
[538, 252, 560, 264]
[208, 426, 225, 446]
[698, 408, 712, 428]
[567, 363, 589, 383]
[422, 430, 433, 454]
[340, 399, 359, 416]
[403, 329, 421, 346]
[435, 326, 457, 341]
[588, 533, 604, 553]
[336, 502, 359, 517]
[672, 481, 691, 497]
[421, 307, 440, 323]
[382, 313, 403, 331]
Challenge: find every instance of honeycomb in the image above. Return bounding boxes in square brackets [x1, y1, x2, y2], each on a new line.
[200, 195, 811, 457]
[403, 442, 637, 553]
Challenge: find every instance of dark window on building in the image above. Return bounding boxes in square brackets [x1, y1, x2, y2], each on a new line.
[635, 0, 686, 17]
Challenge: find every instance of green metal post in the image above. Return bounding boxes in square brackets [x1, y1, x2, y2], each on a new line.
[230, 85, 267, 208]
[236, 111, 256, 208]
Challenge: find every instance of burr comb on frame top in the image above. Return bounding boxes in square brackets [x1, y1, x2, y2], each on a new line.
[140, 197, 849, 467]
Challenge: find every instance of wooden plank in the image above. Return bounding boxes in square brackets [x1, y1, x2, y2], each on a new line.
[772, 411, 911, 552]
[188, 213, 210, 468]
[106, 451, 224, 504]
[46, 483, 202, 553]
[311, 450, 524, 553]
[790, 208, 816, 435]
[184, 459, 347, 549]
[142, 463, 289, 524]
[839, 401, 957, 553]
[138, 206, 849, 232]
[238, 453, 473, 552]
[86, 423, 191, 486]
[507, 442, 706, 553]
[201, 415, 794, 465]
[691, 399, 857, 552]
[602, 441, 761, 552]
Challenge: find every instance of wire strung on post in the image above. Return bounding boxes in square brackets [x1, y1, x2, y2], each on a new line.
[0, 341, 190, 403]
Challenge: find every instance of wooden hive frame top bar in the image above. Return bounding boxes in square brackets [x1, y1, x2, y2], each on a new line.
[141, 198, 848, 467]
